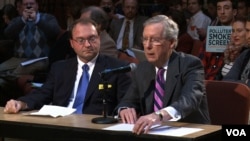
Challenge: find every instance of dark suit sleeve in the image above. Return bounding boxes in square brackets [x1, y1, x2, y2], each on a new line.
[170, 56, 206, 118]
[17, 61, 62, 110]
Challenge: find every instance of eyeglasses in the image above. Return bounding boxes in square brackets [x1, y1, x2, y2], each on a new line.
[72, 35, 98, 45]
[141, 37, 166, 45]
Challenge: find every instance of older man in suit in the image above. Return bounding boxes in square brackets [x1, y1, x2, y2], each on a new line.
[4, 18, 131, 116]
[115, 15, 210, 135]
[109, 0, 148, 56]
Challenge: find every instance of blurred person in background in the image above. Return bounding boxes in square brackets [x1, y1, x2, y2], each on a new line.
[218, 17, 248, 79]
[223, 15, 250, 87]
[236, 0, 249, 19]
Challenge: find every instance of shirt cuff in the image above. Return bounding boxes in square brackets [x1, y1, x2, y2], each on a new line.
[113, 107, 128, 119]
[163, 106, 181, 121]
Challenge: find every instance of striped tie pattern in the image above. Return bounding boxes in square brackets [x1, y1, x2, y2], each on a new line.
[154, 68, 165, 112]
[122, 20, 130, 50]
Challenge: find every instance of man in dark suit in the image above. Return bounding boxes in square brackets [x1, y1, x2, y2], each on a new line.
[4, 18, 131, 116]
[115, 15, 210, 135]
[109, 0, 148, 55]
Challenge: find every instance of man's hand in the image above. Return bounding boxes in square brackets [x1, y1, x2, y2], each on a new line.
[119, 108, 137, 124]
[132, 113, 161, 135]
[22, 8, 36, 21]
[4, 99, 27, 114]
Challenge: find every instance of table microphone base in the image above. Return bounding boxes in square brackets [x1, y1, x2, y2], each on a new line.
[92, 117, 118, 124]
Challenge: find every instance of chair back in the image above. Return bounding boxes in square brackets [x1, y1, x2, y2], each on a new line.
[205, 80, 250, 125]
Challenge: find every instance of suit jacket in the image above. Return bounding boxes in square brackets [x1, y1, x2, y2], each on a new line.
[18, 55, 132, 115]
[99, 30, 119, 58]
[109, 15, 148, 50]
[116, 51, 210, 124]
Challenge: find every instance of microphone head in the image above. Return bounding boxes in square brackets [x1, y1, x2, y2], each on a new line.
[129, 63, 137, 71]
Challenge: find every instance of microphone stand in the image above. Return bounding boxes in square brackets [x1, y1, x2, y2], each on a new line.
[91, 73, 118, 124]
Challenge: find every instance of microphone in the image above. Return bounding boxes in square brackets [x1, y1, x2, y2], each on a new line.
[100, 63, 137, 75]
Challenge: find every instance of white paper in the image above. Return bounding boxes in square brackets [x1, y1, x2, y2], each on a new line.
[31, 82, 43, 88]
[21, 56, 48, 66]
[103, 123, 203, 137]
[28, 105, 76, 118]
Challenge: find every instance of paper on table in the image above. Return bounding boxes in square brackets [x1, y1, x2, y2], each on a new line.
[28, 105, 76, 118]
[103, 123, 203, 137]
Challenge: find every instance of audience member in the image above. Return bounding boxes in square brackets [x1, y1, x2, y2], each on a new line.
[0, 4, 18, 40]
[166, 10, 187, 38]
[1, 4, 18, 25]
[165, 9, 194, 54]
[219, 17, 248, 79]
[199, 0, 237, 80]
[0, 0, 61, 106]
[187, 0, 211, 41]
[109, 0, 148, 57]
[4, 18, 132, 115]
[80, 6, 119, 59]
[115, 15, 210, 135]
[181, 0, 192, 24]
[236, 0, 248, 19]
[14, 0, 22, 16]
[205, 0, 217, 22]
[223, 15, 250, 87]
[3, 0, 61, 74]
[148, 0, 167, 17]
[99, 0, 124, 32]
[65, 0, 85, 30]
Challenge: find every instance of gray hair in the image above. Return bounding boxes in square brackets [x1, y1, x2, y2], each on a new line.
[143, 15, 179, 42]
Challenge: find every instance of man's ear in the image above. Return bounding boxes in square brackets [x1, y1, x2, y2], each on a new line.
[69, 39, 74, 48]
[169, 39, 177, 49]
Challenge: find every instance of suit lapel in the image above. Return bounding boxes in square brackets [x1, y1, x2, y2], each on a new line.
[63, 58, 78, 102]
[115, 19, 125, 41]
[84, 55, 105, 102]
[163, 52, 179, 106]
[144, 64, 156, 114]
[133, 17, 138, 41]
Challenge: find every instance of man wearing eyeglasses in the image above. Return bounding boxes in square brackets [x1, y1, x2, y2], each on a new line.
[115, 15, 210, 135]
[4, 18, 132, 116]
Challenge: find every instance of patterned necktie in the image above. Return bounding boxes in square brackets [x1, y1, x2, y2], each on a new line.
[122, 20, 130, 50]
[73, 64, 89, 114]
[154, 68, 165, 112]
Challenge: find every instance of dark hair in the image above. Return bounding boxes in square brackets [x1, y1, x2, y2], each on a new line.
[68, 18, 99, 39]
[187, 0, 204, 6]
[165, 9, 187, 36]
[21, 0, 37, 3]
[207, 0, 217, 6]
[216, 0, 238, 9]
[81, 6, 109, 30]
[2, 4, 18, 20]
[233, 16, 247, 24]
[122, 0, 138, 7]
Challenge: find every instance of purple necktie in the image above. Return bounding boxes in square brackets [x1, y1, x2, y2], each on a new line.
[154, 68, 165, 112]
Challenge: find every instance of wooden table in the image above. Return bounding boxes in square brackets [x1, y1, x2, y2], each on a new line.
[0, 107, 221, 141]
